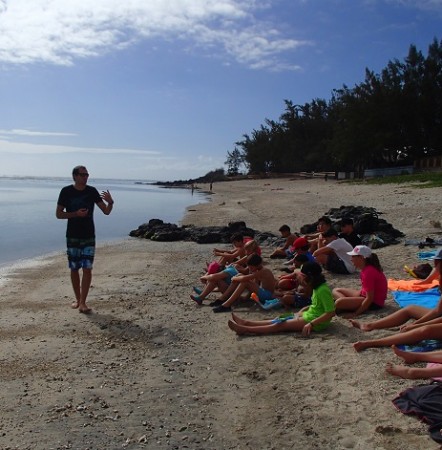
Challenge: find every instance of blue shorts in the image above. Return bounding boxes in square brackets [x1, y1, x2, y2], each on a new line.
[257, 288, 274, 302]
[66, 237, 95, 270]
[223, 265, 239, 283]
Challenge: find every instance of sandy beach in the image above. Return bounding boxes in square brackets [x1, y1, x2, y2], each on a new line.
[1, 177, 442, 450]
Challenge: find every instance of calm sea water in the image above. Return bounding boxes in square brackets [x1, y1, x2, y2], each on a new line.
[0, 177, 207, 268]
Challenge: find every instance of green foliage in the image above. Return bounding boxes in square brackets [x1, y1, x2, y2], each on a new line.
[359, 172, 442, 187]
[229, 38, 442, 176]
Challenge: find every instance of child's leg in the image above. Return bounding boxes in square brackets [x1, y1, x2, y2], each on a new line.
[222, 282, 249, 307]
[349, 305, 431, 331]
[392, 345, 442, 364]
[231, 312, 277, 326]
[332, 287, 359, 300]
[334, 296, 366, 312]
[353, 324, 442, 352]
[228, 317, 307, 335]
[385, 363, 442, 380]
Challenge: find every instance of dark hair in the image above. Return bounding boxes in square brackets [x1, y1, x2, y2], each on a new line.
[72, 165, 86, 179]
[247, 254, 262, 267]
[323, 228, 338, 238]
[279, 224, 290, 233]
[340, 217, 354, 227]
[365, 253, 383, 272]
[294, 254, 309, 263]
[230, 232, 244, 243]
[300, 262, 326, 289]
[318, 216, 332, 226]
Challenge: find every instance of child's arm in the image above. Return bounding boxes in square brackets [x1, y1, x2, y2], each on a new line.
[415, 267, 439, 285]
[232, 273, 257, 283]
[302, 311, 335, 336]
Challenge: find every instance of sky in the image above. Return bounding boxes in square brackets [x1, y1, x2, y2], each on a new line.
[0, 0, 441, 181]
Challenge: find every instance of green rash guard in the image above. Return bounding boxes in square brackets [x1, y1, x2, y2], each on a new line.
[302, 283, 335, 331]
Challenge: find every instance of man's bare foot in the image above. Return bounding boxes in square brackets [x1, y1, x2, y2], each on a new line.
[391, 345, 420, 364]
[349, 319, 373, 332]
[79, 307, 92, 314]
[228, 319, 247, 335]
[71, 302, 79, 309]
[353, 341, 369, 352]
[385, 362, 410, 379]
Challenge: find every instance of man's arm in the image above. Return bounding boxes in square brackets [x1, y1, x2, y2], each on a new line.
[97, 190, 114, 215]
[56, 204, 88, 219]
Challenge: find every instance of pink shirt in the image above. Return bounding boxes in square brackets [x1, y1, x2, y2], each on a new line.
[360, 265, 388, 307]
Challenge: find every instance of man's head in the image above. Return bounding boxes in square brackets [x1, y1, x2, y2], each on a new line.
[72, 165, 89, 182]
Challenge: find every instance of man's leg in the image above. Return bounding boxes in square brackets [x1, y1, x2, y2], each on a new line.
[70, 269, 81, 308]
[79, 268, 92, 313]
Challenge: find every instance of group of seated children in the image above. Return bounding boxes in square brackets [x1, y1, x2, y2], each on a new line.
[191, 217, 387, 322]
[191, 218, 442, 382]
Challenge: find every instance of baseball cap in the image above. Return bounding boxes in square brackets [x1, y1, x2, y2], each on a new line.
[293, 237, 309, 249]
[347, 245, 372, 258]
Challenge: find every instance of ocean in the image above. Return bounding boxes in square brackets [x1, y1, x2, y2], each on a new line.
[0, 176, 207, 269]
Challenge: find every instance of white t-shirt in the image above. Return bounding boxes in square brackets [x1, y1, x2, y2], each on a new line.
[327, 238, 356, 273]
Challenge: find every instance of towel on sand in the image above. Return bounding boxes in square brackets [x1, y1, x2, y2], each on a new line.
[388, 278, 439, 292]
[392, 287, 440, 309]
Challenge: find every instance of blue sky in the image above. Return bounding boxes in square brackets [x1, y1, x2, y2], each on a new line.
[0, 0, 441, 181]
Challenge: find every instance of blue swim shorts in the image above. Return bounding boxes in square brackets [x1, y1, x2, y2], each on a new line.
[223, 265, 239, 283]
[66, 237, 96, 270]
[257, 287, 274, 302]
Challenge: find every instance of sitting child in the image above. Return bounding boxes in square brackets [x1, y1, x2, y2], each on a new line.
[332, 245, 387, 317]
[270, 225, 297, 259]
[283, 236, 316, 269]
[313, 228, 356, 275]
[212, 254, 278, 313]
[206, 232, 247, 274]
[276, 254, 312, 309]
[191, 239, 260, 305]
[228, 262, 335, 335]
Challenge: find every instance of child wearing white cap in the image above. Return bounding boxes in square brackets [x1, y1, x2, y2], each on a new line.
[332, 245, 388, 317]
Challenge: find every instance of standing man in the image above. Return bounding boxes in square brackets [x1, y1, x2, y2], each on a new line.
[56, 165, 114, 313]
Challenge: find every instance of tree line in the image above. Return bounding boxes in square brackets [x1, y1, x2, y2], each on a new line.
[226, 38, 442, 176]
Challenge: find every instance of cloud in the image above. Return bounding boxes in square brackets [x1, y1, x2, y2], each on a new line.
[0, 138, 224, 180]
[0, 0, 305, 70]
[0, 138, 160, 156]
[0, 128, 77, 137]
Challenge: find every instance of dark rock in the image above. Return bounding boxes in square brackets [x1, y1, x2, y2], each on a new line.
[129, 206, 404, 250]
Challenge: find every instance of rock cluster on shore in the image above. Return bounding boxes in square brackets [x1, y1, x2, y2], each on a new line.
[129, 205, 404, 249]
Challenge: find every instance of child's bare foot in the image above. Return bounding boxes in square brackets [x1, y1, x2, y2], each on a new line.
[231, 312, 247, 325]
[79, 305, 92, 314]
[385, 362, 410, 379]
[353, 341, 369, 352]
[349, 319, 373, 331]
[71, 301, 79, 309]
[228, 319, 247, 335]
[391, 345, 420, 364]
